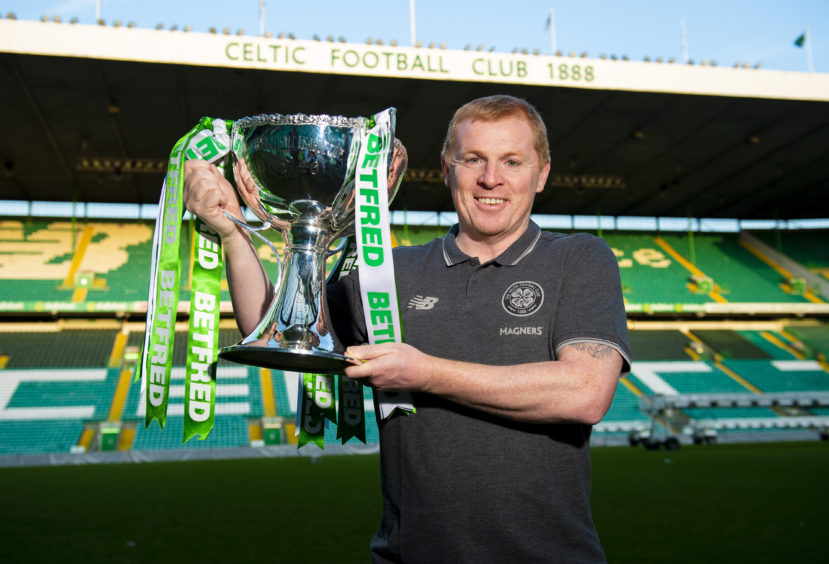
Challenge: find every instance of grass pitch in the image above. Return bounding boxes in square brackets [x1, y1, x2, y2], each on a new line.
[0, 441, 826, 563]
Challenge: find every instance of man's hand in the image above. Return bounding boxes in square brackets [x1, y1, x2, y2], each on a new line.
[183, 159, 273, 336]
[183, 160, 243, 240]
[344, 340, 623, 424]
[344, 342, 434, 392]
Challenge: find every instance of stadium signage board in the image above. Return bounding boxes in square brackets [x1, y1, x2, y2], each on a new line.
[2, 300, 829, 315]
[2, 19, 829, 101]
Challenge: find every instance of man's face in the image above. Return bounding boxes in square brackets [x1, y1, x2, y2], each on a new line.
[442, 115, 550, 246]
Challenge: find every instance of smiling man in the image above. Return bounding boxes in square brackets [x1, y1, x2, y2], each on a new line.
[183, 94, 631, 563]
[441, 99, 550, 262]
[336, 95, 631, 563]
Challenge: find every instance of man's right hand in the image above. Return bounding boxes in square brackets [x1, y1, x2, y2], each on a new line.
[182, 158, 275, 335]
[183, 159, 243, 240]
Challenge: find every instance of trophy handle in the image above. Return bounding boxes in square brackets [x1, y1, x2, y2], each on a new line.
[221, 209, 283, 290]
[326, 236, 349, 258]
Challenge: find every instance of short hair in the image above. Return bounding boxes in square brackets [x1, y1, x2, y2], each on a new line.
[441, 94, 550, 165]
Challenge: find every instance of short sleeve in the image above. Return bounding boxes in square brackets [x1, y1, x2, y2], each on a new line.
[552, 234, 631, 372]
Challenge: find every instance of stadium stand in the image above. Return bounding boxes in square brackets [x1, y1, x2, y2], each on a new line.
[628, 329, 694, 360]
[751, 230, 829, 275]
[5, 221, 828, 313]
[692, 330, 772, 360]
[604, 321, 829, 447]
[603, 233, 709, 307]
[3, 222, 829, 457]
[786, 325, 829, 356]
[658, 233, 813, 303]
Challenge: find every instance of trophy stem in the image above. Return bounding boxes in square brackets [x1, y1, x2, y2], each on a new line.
[219, 212, 352, 373]
[272, 218, 333, 350]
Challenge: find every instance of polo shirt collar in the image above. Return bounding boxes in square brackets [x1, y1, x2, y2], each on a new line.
[441, 221, 542, 267]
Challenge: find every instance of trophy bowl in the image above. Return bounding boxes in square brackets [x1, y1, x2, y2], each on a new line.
[218, 109, 406, 373]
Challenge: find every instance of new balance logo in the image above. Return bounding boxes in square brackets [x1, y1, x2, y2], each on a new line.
[407, 295, 439, 310]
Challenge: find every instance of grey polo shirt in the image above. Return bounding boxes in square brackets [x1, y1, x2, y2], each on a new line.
[329, 220, 631, 563]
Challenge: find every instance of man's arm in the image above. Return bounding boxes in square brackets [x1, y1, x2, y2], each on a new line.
[183, 159, 272, 335]
[343, 341, 623, 424]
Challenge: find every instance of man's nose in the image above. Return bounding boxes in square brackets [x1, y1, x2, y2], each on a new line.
[478, 161, 501, 188]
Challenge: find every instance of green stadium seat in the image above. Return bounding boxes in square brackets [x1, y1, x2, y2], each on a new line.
[723, 359, 829, 393]
[693, 330, 772, 360]
[629, 330, 693, 360]
[786, 325, 829, 356]
[659, 233, 810, 303]
[750, 230, 829, 272]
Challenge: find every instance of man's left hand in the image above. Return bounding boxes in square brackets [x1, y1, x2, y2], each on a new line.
[344, 343, 432, 392]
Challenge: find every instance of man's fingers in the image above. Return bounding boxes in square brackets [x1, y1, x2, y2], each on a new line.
[187, 182, 225, 217]
[183, 160, 242, 238]
[345, 343, 396, 361]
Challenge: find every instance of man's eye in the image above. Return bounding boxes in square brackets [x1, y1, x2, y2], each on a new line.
[465, 157, 482, 166]
[505, 159, 520, 167]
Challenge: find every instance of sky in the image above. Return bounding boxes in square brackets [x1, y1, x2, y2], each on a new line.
[3, 0, 828, 73]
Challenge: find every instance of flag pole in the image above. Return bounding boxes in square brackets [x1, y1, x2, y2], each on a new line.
[410, 0, 416, 46]
[259, 0, 265, 37]
[806, 26, 814, 73]
[549, 7, 557, 54]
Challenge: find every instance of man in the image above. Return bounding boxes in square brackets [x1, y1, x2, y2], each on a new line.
[185, 95, 630, 562]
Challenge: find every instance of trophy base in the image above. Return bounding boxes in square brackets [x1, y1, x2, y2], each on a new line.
[218, 344, 356, 374]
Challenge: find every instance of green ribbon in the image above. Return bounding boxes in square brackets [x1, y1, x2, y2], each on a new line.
[138, 117, 231, 442]
[353, 109, 414, 419]
[331, 238, 367, 444]
[298, 373, 336, 448]
[183, 218, 224, 442]
[337, 375, 366, 443]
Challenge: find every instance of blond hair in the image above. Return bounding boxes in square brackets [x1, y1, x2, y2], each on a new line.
[441, 95, 550, 165]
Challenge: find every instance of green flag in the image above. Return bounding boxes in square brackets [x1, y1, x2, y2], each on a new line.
[794, 32, 806, 48]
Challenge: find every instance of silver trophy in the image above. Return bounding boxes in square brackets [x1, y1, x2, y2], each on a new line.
[218, 109, 406, 373]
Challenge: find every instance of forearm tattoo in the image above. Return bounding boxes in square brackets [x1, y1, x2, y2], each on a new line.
[571, 342, 615, 359]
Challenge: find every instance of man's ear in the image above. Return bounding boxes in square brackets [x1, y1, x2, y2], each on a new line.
[441, 154, 451, 188]
[536, 161, 551, 194]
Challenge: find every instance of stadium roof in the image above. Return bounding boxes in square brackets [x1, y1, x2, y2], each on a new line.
[2, 18, 829, 220]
